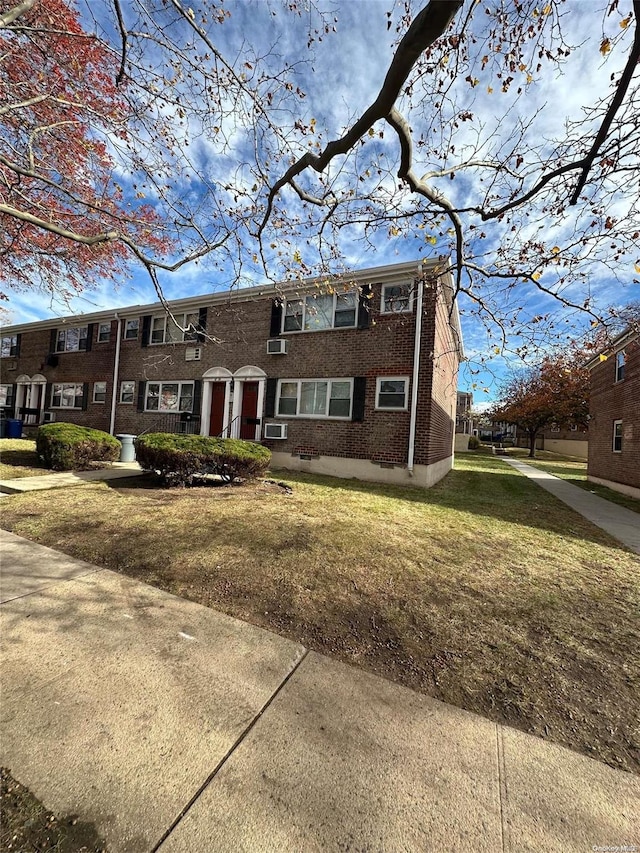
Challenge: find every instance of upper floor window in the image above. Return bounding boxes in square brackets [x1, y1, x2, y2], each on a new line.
[98, 323, 111, 343]
[145, 381, 194, 412]
[51, 383, 84, 409]
[1, 335, 18, 358]
[615, 350, 626, 382]
[381, 283, 413, 314]
[151, 312, 199, 344]
[277, 378, 353, 419]
[56, 326, 88, 353]
[283, 291, 357, 333]
[375, 377, 409, 411]
[124, 319, 139, 340]
[613, 419, 623, 452]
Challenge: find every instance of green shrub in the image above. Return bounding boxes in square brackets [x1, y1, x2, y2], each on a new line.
[467, 435, 481, 450]
[135, 433, 272, 486]
[36, 423, 121, 471]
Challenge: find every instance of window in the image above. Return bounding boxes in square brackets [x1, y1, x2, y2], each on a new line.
[550, 423, 560, 433]
[124, 319, 139, 340]
[381, 283, 412, 314]
[120, 381, 135, 404]
[613, 420, 623, 452]
[0, 384, 15, 409]
[150, 312, 199, 344]
[98, 323, 111, 343]
[276, 379, 353, 419]
[51, 383, 84, 409]
[56, 326, 88, 352]
[376, 377, 409, 410]
[615, 350, 626, 382]
[1, 335, 18, 358]
[282, 291, 358, 332]
[570, 424, 578, 432]
[145, 381, 194, 412]
[93, 381, 107, 403]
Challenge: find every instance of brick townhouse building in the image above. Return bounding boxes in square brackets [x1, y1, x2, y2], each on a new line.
[0, 260, 462, 488]
[585, 326, 640, 498]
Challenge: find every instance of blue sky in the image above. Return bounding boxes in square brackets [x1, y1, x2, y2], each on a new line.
[4, 0, 638, 403]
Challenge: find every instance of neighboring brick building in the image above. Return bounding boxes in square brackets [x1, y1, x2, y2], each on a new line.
[515, 425, 588, 459]
[0, 260, 463, 488]
[585, 327, 640, 498]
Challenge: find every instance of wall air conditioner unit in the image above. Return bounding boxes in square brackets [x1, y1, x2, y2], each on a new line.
[264, 423, 288, 440]
[185, 347, 202, 361]
[267, 339, 288, 355]
[43, 412, 56, 423]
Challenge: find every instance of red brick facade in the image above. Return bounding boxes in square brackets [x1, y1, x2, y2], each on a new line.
[586, 330, 640, 491]
[0, 261, 462, 485]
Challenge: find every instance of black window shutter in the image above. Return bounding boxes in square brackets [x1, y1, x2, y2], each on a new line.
[264, 378, 278, 417]
[14, 334, 21, 358]
[141, 315, 152, 347]
[49, 328, 58, 353]
[192, 380, 202, 415]
[45, 382, 52, 409]
[81, 383, 89, 410]
[137, 381, 146, 412]
[269, 301, 283, 337]
[358, 285, 372, 329]
[85, 323, 95, 352]
[9, 383, 17, 416]
[197, 307, 207, 342]
[352, 377, 366, 422]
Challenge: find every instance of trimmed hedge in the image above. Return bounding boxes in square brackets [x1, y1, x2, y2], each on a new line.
[36, 423, 121, 471]
[135, 433, 271, 486]
[467, 435, 481, 450]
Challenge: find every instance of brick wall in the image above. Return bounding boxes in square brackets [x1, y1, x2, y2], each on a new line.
[587, 335, 640, 489]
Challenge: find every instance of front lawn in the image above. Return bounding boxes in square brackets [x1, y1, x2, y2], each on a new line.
[506, 447, 640, 514]
[1, 454, 638, 774]
[0, 439, 51, 479]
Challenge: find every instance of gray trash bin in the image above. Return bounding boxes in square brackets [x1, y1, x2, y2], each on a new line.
[116, 434, 137, 463]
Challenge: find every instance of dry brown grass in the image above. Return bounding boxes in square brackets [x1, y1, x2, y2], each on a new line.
[1, 454, 638, 774]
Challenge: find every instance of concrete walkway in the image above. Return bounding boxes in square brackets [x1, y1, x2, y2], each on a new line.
[1, 530, 638, 853]
[0, 462, 146, 495]
[503, 457, 640, 555]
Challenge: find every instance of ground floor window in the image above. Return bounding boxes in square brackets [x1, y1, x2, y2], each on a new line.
[375, 377, 409, 411]
[93, 381, 107, 403]
[120, 381, 135, 404]
[51, 383, 84, 409]
[145, 381, 194, 412]
[277, 378, 352, 419]
[613, 419, 623, 452]
[0, 384, 14, 410]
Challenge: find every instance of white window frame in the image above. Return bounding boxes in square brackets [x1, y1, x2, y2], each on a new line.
[98, 323, 111, 343]
[124, 319, 139, 340]
[55, 326, 88, 353]
[150, 312, 199, 344]
[570, 424, 578, 432]
[1, 335, 18, 358]
[276, 378, 353, 420]
[93, 381, 107, 404]
[282, 291, 358, 333]
[550, 423, 560, 433]
[615, 350, 626, 382]
[119, 381, 135, 404]
[375, 376, 410, 411]
[51, 382, 84, 409]
[613, 419, 623, 453]
[144, 381, 195, 413]
[380, 282, 414, 315]
[0, 383, 15, 408]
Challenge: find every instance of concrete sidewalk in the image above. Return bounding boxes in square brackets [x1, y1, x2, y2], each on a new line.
[503, 457, 640, 555]
[1, 529, 638, 853]
[0, 462, 146, 495]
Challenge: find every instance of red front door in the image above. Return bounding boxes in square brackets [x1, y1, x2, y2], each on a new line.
[240, 382, 259, 440]
[209, 382, 226, 436]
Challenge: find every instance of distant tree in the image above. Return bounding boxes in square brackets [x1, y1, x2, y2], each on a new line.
[492, 354, 590, 458]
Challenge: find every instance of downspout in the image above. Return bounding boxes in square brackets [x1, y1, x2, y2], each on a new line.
[109, 313, 122, 435]
[407, 268, 425, 476]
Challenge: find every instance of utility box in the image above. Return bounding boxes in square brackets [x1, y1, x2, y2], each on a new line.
[116, 434, 137, 463]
